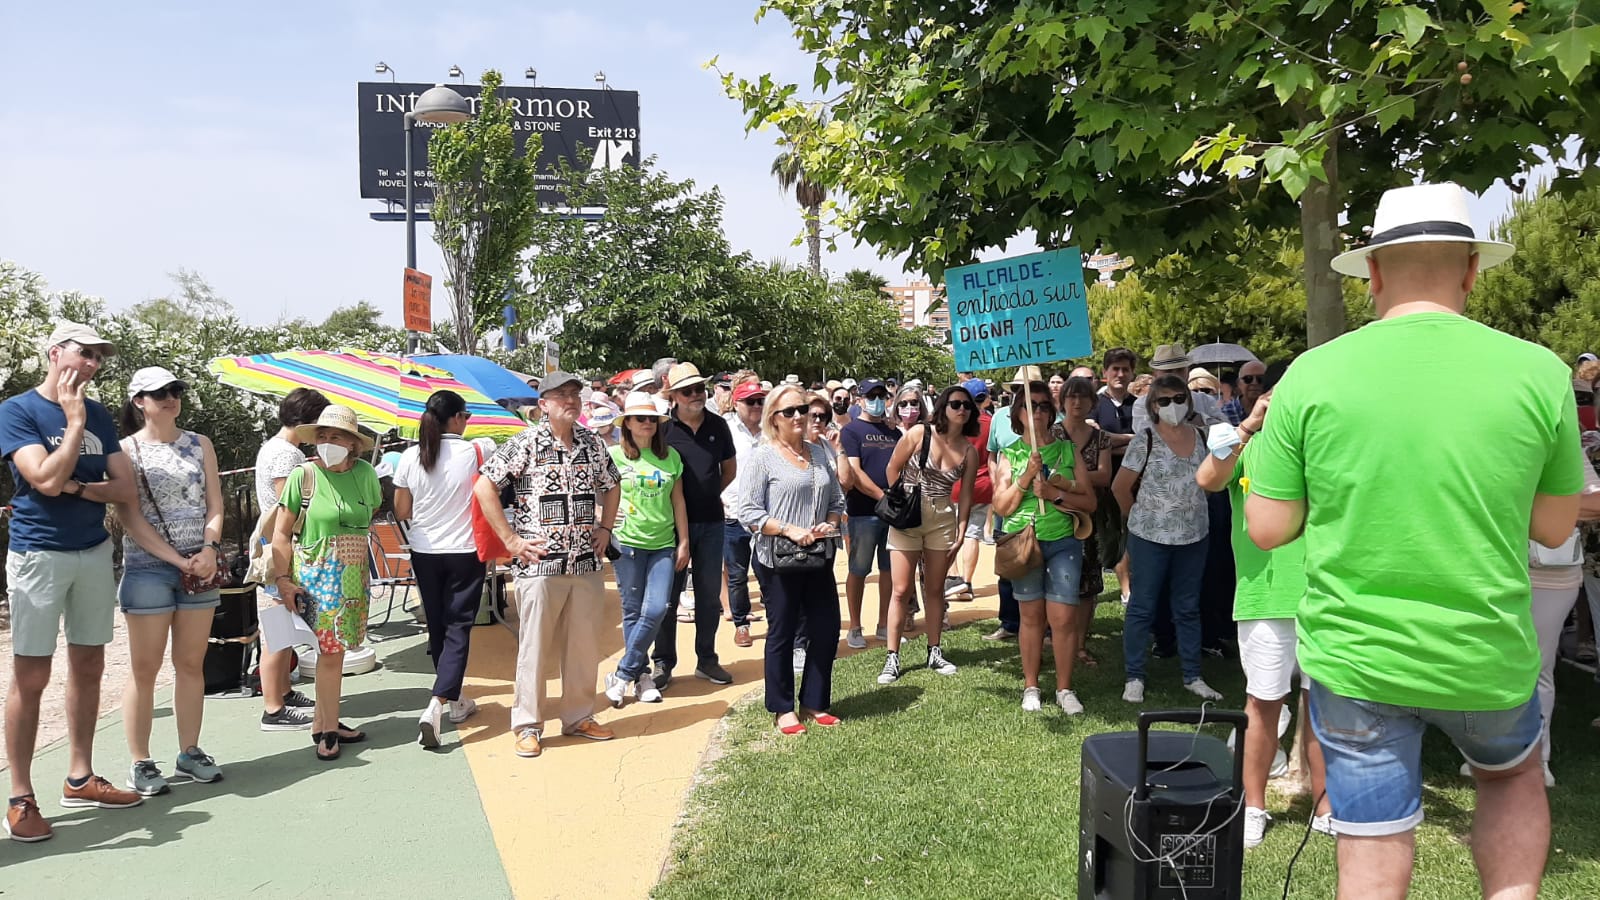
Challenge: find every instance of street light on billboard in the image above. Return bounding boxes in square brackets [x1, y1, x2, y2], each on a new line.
[403, 84, 471, 352]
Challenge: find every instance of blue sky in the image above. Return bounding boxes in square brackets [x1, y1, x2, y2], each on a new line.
[1, 2, 1517, 328]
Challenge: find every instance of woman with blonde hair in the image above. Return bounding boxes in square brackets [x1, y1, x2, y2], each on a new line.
[736, 384, 846, 734]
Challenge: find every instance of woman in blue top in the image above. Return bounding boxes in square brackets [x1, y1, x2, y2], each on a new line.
[604, 392, 689, 707]
[992, 379, 1096, 714]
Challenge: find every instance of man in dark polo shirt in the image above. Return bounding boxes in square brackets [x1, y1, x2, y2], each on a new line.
[654, 362, 737, 689]
[841, 378, 901, 649]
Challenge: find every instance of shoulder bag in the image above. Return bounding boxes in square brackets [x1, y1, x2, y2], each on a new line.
[131, 437, 226, 595]
[245, 462, 317, 586]
[875, 426, 931, 529]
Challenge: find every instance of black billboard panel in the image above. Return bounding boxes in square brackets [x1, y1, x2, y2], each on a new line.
[357, 82, 640, 205]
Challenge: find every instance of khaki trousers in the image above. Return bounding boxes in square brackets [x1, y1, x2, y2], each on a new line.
[510, 572, 606, 734]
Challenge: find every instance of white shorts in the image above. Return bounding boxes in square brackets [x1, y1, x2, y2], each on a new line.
[1237, 618, 1299, 701]
[963, 503, 991, 541]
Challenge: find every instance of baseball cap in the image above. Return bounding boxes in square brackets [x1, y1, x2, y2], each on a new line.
[733, 383, 767, 404]
[46, 320, 116, 355]
[127, 366, 188, 398]
[841, 378, 858, 390]
[961, 378, 989, 399]
[540, 370, 584, 395]
[857, 378, 889, 397]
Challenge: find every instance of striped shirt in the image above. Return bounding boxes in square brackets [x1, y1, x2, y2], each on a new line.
[735, 442, 845, 567]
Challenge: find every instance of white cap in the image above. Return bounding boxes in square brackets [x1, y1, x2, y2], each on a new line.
[127, 366, 187, 398]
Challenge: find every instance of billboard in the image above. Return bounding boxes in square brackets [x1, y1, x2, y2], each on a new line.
[357, 82, 640, 206]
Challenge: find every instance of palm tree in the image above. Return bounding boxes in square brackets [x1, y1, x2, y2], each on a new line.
[771, 149, 826, 277]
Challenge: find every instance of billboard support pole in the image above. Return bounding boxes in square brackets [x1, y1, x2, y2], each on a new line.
[404, 111, 419, 355]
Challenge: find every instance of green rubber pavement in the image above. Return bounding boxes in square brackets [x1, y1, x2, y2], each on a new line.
[0, 627, 511, 899]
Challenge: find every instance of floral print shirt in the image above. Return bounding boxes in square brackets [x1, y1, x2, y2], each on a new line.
[479, 421, 621, 576]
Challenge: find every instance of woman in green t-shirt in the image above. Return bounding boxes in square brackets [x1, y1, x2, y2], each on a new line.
[603, 392, 689, 707]
[992, 379, 1097, 715]
[269, 405, 382, 761]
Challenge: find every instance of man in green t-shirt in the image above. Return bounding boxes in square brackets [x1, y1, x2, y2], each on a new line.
[1245, 183, 1583, 899]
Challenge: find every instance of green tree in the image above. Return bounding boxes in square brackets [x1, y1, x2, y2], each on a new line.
[720, 1, 1600, 348]
[1467, 184, 1600, 348]
[429, 69, 543, 355]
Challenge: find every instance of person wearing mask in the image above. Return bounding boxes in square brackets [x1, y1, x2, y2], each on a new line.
[1187, 367, 1222, 400]
[829, 383, 854, 430]
[475, 371, 622, 758]
[394, 391, 486, 750]
[981, 366, 1042, 642]
[1112, 374, 1223, 704]
[736, 384, 846, 735]
[1055, 376, 1114, 667]
[251, 388, 328, 732]
[723, 383, 767, 649]
[841, 379, 900, 649]
[1222, 360, 1267, 427]
[1247, 184, 1582, 898]
[878, 385, 978, 684]
[948, 378, 993, 601]
[993, 379, 1096, 712]
[655, 363, 737, 689]
[113, 366, 226, 795]
[1196, 362, 1333, 848]
[3, 322, 144, 843]
[604, 392, 689, 707]
[270, 405, 382, 760]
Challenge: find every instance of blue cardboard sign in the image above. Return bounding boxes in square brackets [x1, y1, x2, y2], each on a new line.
[946, 248, 1092, 371]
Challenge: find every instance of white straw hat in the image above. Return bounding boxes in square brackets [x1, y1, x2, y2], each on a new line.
[621, 391, 669, 419]
[1331, 182, 1514, 278]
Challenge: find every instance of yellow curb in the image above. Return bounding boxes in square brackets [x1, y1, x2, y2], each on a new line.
[457, 547, 1004, 899]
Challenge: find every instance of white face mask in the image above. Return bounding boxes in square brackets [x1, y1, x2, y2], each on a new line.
[317, 442, 351, 467]
[1157, 402, 1189, 426]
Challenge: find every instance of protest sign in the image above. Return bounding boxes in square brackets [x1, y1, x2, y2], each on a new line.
[946, 248, 1091, 371]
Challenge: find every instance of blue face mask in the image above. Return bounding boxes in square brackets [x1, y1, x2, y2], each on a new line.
[864, 396, 887, 417]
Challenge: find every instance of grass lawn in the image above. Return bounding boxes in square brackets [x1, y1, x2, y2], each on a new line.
[656, 600, 1600, 899]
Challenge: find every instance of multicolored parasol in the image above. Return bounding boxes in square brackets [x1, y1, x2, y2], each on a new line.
[209, 348, 527, 440]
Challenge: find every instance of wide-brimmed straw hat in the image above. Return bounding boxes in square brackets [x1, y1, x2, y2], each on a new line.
[1331, 182, 1515, 278]
[1005, 365, 1044, 387]
[621, 391, 669, 419]
[1150, 344, 1191, 371]
[294, 405, 376, 453]
[1044, 473, 1095, 540]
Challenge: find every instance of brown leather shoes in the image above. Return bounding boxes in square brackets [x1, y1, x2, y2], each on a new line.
[734, 624, 753, 648]
[563, 718, 615, 741]
[61, 775, 143, 809]
[5, 795, 52, 842]
[514, 727, 544, 758]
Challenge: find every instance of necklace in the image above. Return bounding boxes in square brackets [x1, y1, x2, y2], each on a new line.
[778, 440, 809, 467]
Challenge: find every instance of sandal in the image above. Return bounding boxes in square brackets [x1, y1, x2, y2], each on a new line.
[334, 721, 367, 743]
[1077, 650, 1099, 668]
[315, 732, 341, 761]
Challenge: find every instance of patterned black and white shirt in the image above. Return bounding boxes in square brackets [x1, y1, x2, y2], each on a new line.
[479, 422, 621, 576]
[1121, 426, 1210, 547]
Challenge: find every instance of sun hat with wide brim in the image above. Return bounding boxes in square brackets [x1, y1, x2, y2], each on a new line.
[294, 404, 376, 453]
[1150, 344, 1192, 370]
[1004, 365, 1044, 387]
[1331, 182, 1515, 278]
[621, 391, 670, 419]
[665, 362, 708, 391]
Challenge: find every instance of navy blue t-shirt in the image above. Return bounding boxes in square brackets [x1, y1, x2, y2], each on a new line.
[0, 390, 120, 552]
[840, 418, 902, 517]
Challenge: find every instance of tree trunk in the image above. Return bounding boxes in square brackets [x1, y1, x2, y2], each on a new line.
[806, 206, 823, 277]
[1300, 135, 1344, 348]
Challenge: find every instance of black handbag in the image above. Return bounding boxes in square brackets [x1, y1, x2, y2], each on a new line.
[875, 426, 931, 530]
[766, 534, 835, 571]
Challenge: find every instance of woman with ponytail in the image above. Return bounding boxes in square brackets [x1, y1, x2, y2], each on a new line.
[393, 390, 487, 750]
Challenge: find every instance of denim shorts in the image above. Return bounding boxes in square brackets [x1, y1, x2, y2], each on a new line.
[846, 515, 891, 577]
[1307, 678, 1543, 836]
[1008, 536, 1083, 605]
[118, 564, 223, 615]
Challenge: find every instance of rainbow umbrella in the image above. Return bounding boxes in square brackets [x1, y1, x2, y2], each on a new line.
[209, 348, 527, 440]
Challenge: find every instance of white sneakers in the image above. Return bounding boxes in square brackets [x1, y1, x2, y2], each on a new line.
[1021, 686, 1042, 712]
[845, 626, 867, 649]
[1244, 807, 1271, 848]
[418, 698, 443, 749]
[448, 698, 477, 723]
[638, 672, 663, 703]
[1184, 679, 1223, 701]
[1122, 680, 1145, 703]
[604, 673, 629, 708]
[1056, 690, 1084, 715]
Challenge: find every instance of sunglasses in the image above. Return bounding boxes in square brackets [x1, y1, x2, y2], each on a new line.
[67, 342, 108, 363]
[1240, 375, 1262, 385]
[1153, 394, 1189, 407]
[775, 405, 809, 419]
[738, 398, 765, 407]
[676, 384, 707, 397]
[1192, 387, 1216, 395]
[809, 411, 830, 422]
[945, 400, 972, 411]
[142, 384, 186, 401]
[897, 400, 922, 409]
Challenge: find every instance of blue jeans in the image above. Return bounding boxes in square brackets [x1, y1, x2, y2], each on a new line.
[723, 519, 754, 628]
[1009, 536, 1083, 604]
[654, 521, 724, 672]
[1123, 533, 1208, 682]
[1308, 678, 1543, 836]
[613, 545, 676, 681]
[846, 514, 892, 577]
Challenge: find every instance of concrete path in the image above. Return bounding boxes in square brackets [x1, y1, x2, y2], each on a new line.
[0, 554, 1004, 899]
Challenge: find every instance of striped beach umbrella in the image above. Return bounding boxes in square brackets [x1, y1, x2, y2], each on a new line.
[209, 348, 527, 440]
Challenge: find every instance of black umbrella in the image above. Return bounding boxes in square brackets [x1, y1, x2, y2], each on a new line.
[1188, 342, 1260, 367]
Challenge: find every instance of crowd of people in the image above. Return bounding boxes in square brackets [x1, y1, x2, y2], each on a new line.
[1, 183, 1593, 900]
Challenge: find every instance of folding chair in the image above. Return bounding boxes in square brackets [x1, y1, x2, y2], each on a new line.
[368, 519, 418, 629]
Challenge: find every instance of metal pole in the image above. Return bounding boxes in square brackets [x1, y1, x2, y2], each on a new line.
[404, 111, 418, 355]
